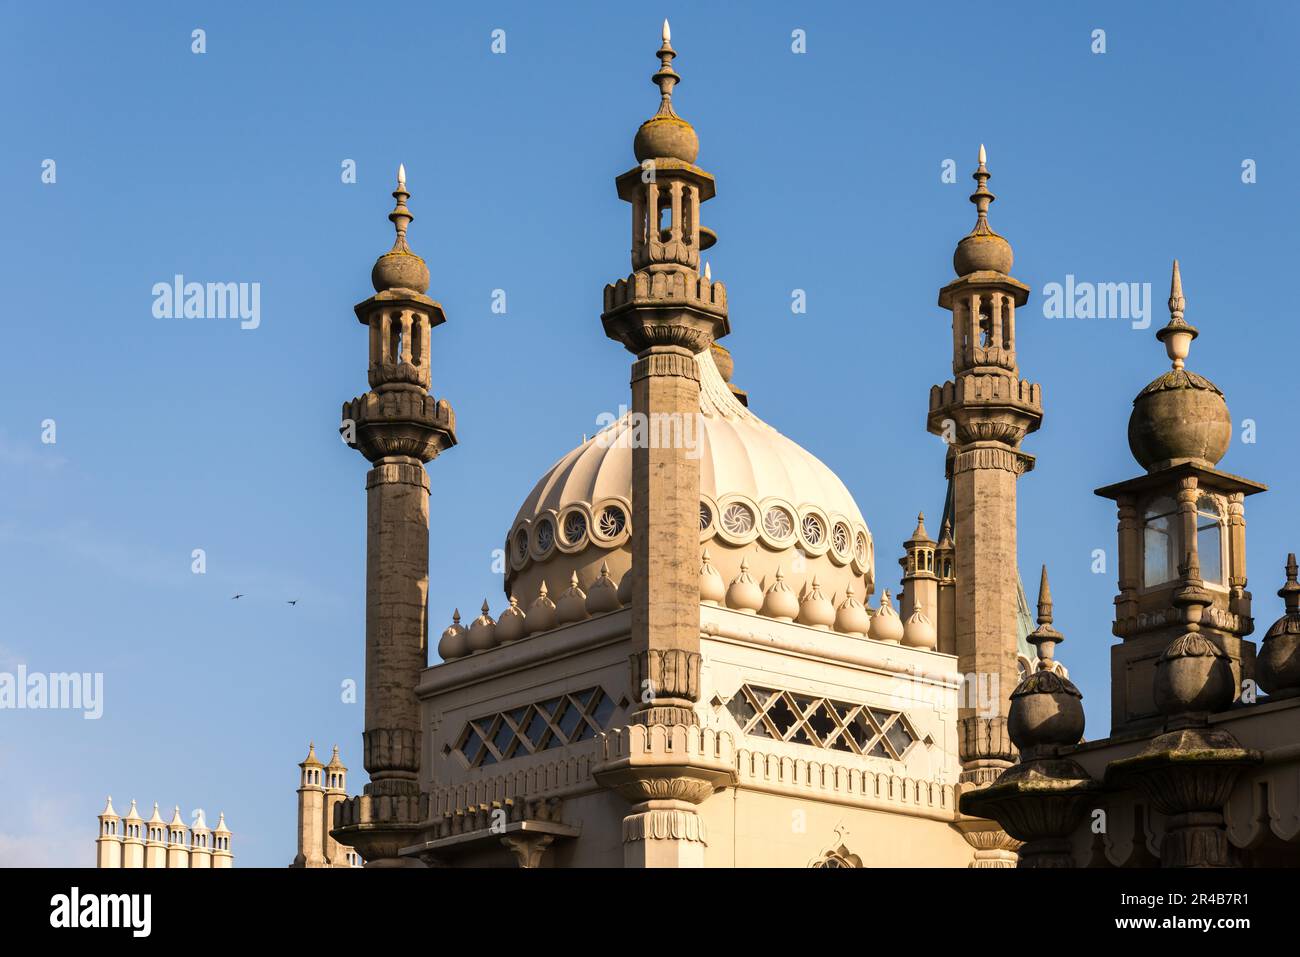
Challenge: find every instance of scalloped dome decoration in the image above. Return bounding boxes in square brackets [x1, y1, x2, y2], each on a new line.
[504, 348, 874, 611]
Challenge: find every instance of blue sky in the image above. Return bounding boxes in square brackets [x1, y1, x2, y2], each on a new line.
[2, 1, 1298, 866]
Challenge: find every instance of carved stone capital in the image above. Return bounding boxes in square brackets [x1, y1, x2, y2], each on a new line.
[629, 649, 701, 710]
[500, 833, 556, 868]
[622, 803, 707, 845]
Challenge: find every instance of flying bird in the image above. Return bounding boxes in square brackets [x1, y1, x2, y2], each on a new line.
[287, 600, 298, 606]
[231, 594, 243, 600]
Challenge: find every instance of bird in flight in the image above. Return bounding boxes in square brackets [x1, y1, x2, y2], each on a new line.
[231, 594, 243, 600]
[287, 600, 298, 606]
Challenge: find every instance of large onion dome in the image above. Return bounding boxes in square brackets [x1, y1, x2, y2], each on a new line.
[505, 348, 874, 609]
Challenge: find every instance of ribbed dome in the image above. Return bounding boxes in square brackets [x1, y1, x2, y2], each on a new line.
[504, 349, 874, 608]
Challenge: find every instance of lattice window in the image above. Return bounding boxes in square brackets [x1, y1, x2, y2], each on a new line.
[721, 502, 755, 535]
[801, 513, 825, 546]
[455, 687, 617, 768]
[562, 511, 587, 545]
[598, 505, 627, 538]
[763, 506, 794, 539]
[725, 685, 916, 760]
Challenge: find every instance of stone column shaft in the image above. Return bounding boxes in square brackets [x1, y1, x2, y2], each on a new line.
[363, 456, 429, 787]
[629, 347, 702, 724]
[953, 447, 1023, 776]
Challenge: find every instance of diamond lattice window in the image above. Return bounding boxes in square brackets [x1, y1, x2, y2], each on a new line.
[455, 687, 617, 768]
[725, 685, 917, 760]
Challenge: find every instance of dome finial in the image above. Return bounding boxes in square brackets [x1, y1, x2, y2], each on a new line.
[1282, 553, 1300, 613]
[1036, 564, 1053, 627]
[388, 165, 413, 253]
[370, 164, 430, 293]
[653, 19, 680, 118]
[1027, 565, 1063, 666]
[971, 144, 995, 230]
[953, 145, 1012, 275]
[1155, 258, 1199, 369]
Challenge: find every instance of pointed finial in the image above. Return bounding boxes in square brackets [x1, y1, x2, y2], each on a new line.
[704, 261, 711, 281]
[481, 599, 490, 616]
[452, 609, 461, 625]
[1169, 258, 1184, 319]
[970, 144, 996, 230]
[509, 594, 520, 609]
[388, 167, 413, 252]
[1027, 565, 1063, 665]
[1036, 564, 1053, 626]
[652, 18, 681, 117]
[1156, 258, 1199, 368]
[539, 580, 549, 597]
[1279, 553, 1300, 613]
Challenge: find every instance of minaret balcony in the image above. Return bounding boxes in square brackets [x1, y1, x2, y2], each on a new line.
[602, 269, 729, 354]
[926, 375, 1043, 448]
[342, 390, 456, 464]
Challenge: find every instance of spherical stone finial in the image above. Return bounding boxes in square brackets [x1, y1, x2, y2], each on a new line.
[1008, 669, 1084, 755]
[437, 609, 468, 660]
[1258, 553, 1300, 697]
[953, 145, 1013, 276]
[633, 21, 699, 164]
[466, 600, 498, 652]
[761, 565, 800, 622]
[556, 571, 590, 624]
[1153, 631, 1235, 718]
[699, 549, 726, 606]
[902, 602, 937, 649]
[868, 590, 904, 644]
[371, 166, 431, 294]
[1129, 260, 1229, 471]
[834, 584, 871, 637]
[797, 575, 836, 630]
[526, 581, 558, 634]
[726, 556, 763, 614]
[586, 561, 621, 615]
[495, 595, 527, 644]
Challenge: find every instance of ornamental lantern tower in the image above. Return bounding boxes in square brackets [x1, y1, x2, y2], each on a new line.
[1095, 261, 1264, 732]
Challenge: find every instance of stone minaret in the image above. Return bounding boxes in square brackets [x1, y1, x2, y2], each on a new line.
[189, 811, 212, 868]
[292, 742, 326, 867]
[899, 512, 938, 623]
[143, 803, 167, 868]
[322, 746, 351, 865]
[927, 148, 1041, 866]
[95, 796, 122, 868]
[334, 167, 457, 867]
[166, 807, 190, 868]
[120, 800, 144, 868]
[600, 21, 729, 728]
[212, 813, 233, 868]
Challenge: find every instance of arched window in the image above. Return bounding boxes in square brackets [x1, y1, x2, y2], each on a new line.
[1143, 496, 1179, 587]
[1197, 494, 1224, 585]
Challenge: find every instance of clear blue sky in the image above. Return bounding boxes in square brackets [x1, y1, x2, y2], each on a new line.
[2, 1, 1298, 866]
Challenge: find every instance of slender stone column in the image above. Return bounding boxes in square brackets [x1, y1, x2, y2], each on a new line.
[627, 348, 702, 725]
[363, 457, 430, 790]
[333, 169, 456, 867]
